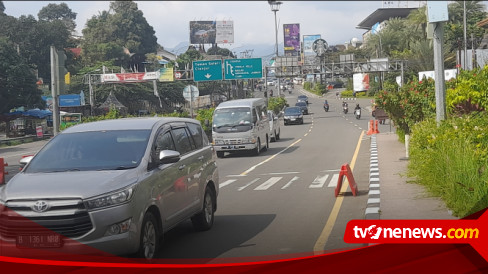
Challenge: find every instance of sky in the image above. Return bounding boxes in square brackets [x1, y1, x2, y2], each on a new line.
[3, 1, 427, 53]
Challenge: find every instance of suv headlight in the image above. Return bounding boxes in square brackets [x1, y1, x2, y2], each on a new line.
[85, 185, 136, 211]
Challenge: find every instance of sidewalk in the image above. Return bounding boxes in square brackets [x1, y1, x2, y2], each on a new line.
[376, 132, 456, 220]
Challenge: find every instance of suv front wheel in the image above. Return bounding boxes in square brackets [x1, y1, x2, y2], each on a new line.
[137, 212, 160, 259]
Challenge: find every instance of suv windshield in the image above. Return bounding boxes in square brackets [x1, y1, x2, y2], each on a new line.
[25, 130, 151, 173]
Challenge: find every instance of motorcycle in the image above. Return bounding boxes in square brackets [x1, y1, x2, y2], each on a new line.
[343, 105, 348, 114]
[355, 108, 361, 119]
[324, 104, 329, 112]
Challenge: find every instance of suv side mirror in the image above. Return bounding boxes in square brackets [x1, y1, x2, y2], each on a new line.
[159, 150, 181, 164]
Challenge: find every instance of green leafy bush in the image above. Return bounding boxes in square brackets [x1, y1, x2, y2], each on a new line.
[447, 68, 488, 114]
[408, 114, 488, 217]
[195, 108, 214, 133]
[374, 77, 436, 134]
[268, 96, 287, 114]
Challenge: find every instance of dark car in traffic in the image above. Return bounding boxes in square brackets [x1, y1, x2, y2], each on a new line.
[297, 95, 309, 105]
[295, 101, 309, 115]
[283, 106, 304, 125]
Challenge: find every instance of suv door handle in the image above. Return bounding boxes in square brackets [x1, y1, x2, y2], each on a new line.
[178, 165, 186, 170]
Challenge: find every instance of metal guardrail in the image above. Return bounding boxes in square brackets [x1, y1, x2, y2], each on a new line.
[0, 135, 53, 146]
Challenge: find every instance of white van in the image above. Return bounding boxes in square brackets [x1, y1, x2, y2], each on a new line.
[212, 98, 270, 158]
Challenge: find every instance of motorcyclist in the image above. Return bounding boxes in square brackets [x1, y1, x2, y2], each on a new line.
[342, 101, 348, 108]
[323, 100, 329, 111]
[354, 103, 361, 119]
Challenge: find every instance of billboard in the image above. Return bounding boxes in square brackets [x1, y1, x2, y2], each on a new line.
[159, 67, 174, 82]
[190, 21, 235, 44]
[216, 21, 234, 44]
[303, 34, 321, 56]
[283, 23, 300, 56]
[353, 73, 370, 92]
[190, 21, 217, 44]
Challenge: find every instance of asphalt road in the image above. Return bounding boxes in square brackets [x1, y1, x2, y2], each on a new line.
[0, 88, 376, 262]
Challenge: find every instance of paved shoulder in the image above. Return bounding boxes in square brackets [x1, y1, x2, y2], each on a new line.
[376, 132, 456, 220]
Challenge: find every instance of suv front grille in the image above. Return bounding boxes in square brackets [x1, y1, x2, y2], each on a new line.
[0, 199, 93, 239]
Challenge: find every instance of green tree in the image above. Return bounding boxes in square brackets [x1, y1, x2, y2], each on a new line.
[81, 1, 158, 65]
[0, 38, 45, 115]
[0, 10, 71, 85]
[110, 1, 157, 54]
[446, 1, 486, 51]
[207, 45, 236, 58]
[38, 2, 77, 34]
[0, 1, 5, 14]
[174, 47, 203, 71]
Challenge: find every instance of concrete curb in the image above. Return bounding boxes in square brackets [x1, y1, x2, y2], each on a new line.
[365, 134, 380, 220]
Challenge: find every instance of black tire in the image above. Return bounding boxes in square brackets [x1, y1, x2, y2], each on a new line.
[276, 130, 280, 140]
[264, 136, 269, 151]
[216, 151, 224, 158]
[271, 130, 276, 142]
[137, 212, 160, 259]
[191, 186, 215, 231]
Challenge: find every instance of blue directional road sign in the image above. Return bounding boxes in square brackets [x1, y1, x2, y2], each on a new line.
[224, 58, 263, 80]
[193, 60, 223, 82]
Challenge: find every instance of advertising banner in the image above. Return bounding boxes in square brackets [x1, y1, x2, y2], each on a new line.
[303, 34, 321, 56]
[190, 21, 217, 44]
[283, 23, 300, 56]
[418, 69, 457, 81]
[216, 21, 234, 44]
[101, 72, 159, 83]
[159, 67, 174, 82]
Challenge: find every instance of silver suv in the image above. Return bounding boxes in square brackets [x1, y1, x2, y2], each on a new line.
[0, 117, 219, 259]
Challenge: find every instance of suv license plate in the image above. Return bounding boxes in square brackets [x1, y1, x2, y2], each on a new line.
[16, 234, 63, 248]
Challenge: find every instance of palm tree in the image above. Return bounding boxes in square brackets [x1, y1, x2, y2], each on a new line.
[407, 6, 428, 40]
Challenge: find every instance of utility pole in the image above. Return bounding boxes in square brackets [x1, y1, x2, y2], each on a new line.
[50, 46, 60, 136]
[463, 1, 467, 70]
[427, 1, 448, 123]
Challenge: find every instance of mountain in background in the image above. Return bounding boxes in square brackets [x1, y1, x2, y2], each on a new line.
[164, 42, 285, 65]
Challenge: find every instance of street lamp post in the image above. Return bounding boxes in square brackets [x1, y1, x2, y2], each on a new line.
[269, 1, 282, 96]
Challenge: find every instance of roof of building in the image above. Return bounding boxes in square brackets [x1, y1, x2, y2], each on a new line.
[477, 17, 488, 28]
[99, 92, 127, 109]
[356, 8, 418, 30]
